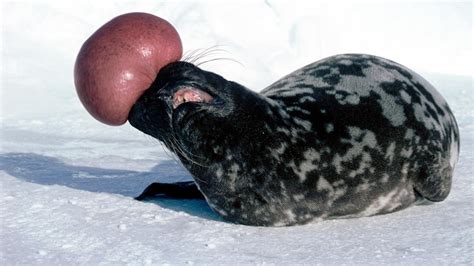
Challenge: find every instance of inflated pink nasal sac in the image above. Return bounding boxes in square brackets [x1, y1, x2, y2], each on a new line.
[74, 12, 182, 125]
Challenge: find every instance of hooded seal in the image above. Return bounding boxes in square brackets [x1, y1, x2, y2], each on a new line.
[129, 54, 459, 226]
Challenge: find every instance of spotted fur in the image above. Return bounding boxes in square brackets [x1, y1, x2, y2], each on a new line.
[129, 54, 459, 226]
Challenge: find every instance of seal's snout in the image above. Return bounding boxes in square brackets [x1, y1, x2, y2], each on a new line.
[128, 100, 165, 141]
[128, 99, 154, 136]
[127, 102, 143, 129]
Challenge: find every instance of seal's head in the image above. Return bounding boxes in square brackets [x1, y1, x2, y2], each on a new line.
[128, 62, 274, 166]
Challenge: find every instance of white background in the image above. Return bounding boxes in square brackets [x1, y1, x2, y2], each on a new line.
[2, 0, 472, 121]
[1, 0, 473, 265]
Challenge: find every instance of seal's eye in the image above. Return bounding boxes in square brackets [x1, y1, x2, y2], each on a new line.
[172, 87, 214, 109]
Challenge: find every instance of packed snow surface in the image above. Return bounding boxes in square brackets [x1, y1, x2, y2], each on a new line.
[1, 1, 473, 265]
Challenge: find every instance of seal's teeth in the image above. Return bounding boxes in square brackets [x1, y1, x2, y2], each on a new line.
[172, 87, 214, 109]
[172, 95, 182, 109]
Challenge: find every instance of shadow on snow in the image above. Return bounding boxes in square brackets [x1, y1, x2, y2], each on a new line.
[0, 152, 220, 222]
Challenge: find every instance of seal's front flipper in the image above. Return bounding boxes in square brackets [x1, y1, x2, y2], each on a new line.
[135, 181, 205, 200]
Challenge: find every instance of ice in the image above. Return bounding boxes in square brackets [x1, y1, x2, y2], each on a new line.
[1, 0, 473, 265]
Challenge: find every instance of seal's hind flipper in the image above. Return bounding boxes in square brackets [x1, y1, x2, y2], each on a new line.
[413, 165, 453, 202]
[135, 181, 205, 200]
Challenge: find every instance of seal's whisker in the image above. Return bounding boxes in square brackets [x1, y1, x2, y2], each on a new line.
[151, 136, 180, 163]
[183, 45, 232, 65]
[158, 139, 180, 163]
[183, 48, 205, 63]
[166, 138, 188, 164]
[192, 50, 233, 66]
[192, 46, 231, 64]
[166, 138, 209, 184]
[194, 45, 227, 56]
[194, 47, 230, 58]
[196, 57, 244, 68]
[172, 137, 206, 164]
[169, 135, 209, 169]
[138, 132, 181, 164]
[188, 50, 211, 64]
[184, 46, 217, 64]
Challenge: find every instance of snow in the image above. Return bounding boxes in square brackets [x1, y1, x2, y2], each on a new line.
[1, 0, 473, 265]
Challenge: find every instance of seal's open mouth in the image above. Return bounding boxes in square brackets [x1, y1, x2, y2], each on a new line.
[172, 87, 214, 109]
